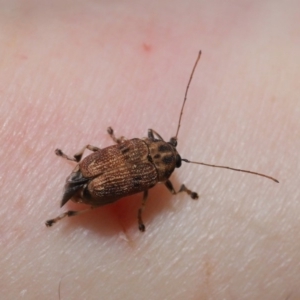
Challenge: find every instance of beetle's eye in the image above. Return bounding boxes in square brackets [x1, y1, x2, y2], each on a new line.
[176, 154, 182, 168]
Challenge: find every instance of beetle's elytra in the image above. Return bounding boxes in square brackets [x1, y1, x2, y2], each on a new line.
[46, 51, 279, 232]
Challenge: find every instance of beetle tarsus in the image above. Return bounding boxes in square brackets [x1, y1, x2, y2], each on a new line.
[55, 148, 77, 162]
[45, 208, 94, 227]
[179, 184, 199, 200]
[139, 223, 146, 232]
[107, 127, 126, 144]
[45, 219, 55, 227]
[164, 180, 199, 200]
[55, 149, 63, 156]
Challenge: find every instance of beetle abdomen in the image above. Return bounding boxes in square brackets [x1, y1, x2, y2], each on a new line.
[61, 168, 89, 207]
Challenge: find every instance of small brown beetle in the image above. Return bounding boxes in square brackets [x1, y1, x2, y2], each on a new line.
[46, 51, 278, 232]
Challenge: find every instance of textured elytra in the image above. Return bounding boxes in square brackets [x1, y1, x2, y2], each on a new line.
[78, 139, 158, 205]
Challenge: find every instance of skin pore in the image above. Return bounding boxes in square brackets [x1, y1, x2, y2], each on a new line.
[1, 1, 300, 299]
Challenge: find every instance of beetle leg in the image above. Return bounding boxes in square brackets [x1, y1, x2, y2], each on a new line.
[148, 129, 165, 141]
[45, 207, 95, 227]
[55, 145, 100, 162]
[138, 190, 148, 232]
[164, 179, 177, 194]
[165, 180, 199, 200]
[178, 184, 199, 199]
[107, 127, 126, 144]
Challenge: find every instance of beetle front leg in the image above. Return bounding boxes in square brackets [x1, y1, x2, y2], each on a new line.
[148, 129, 164, 141]
[55, 145, 100, 162]
[45, 206, 96, 227]
[107, 127, 126, 144]
[165, 179, 199, 200]
[138, 190, 149, 232]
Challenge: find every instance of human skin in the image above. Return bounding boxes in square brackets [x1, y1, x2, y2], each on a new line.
[1, 1, 300, 299]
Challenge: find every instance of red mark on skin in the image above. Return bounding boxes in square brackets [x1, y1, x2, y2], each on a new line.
[142, 43, 152, 53]
[16, 54, 28, 60]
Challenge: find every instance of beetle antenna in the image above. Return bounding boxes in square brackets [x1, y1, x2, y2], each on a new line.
[175, 50, 202, 139]
[181, 159, 279, 183]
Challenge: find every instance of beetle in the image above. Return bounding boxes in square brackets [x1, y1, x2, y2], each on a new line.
[45, 51, 278, 232]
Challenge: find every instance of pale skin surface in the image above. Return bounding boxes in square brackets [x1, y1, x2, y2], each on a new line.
[1, 1, 300, 299]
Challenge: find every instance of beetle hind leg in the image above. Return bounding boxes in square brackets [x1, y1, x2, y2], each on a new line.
[55, 145, 100, 162]
[165, 180, 199, 200]
[45, 207, 95, 227]
[107, 127, 126, 144]
[138, 190, 149, 232]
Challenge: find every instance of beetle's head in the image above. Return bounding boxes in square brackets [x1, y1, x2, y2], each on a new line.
[167, 137, 181, 168]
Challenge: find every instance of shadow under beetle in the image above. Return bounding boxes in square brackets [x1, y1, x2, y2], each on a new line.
[46, 51, 279, 232]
